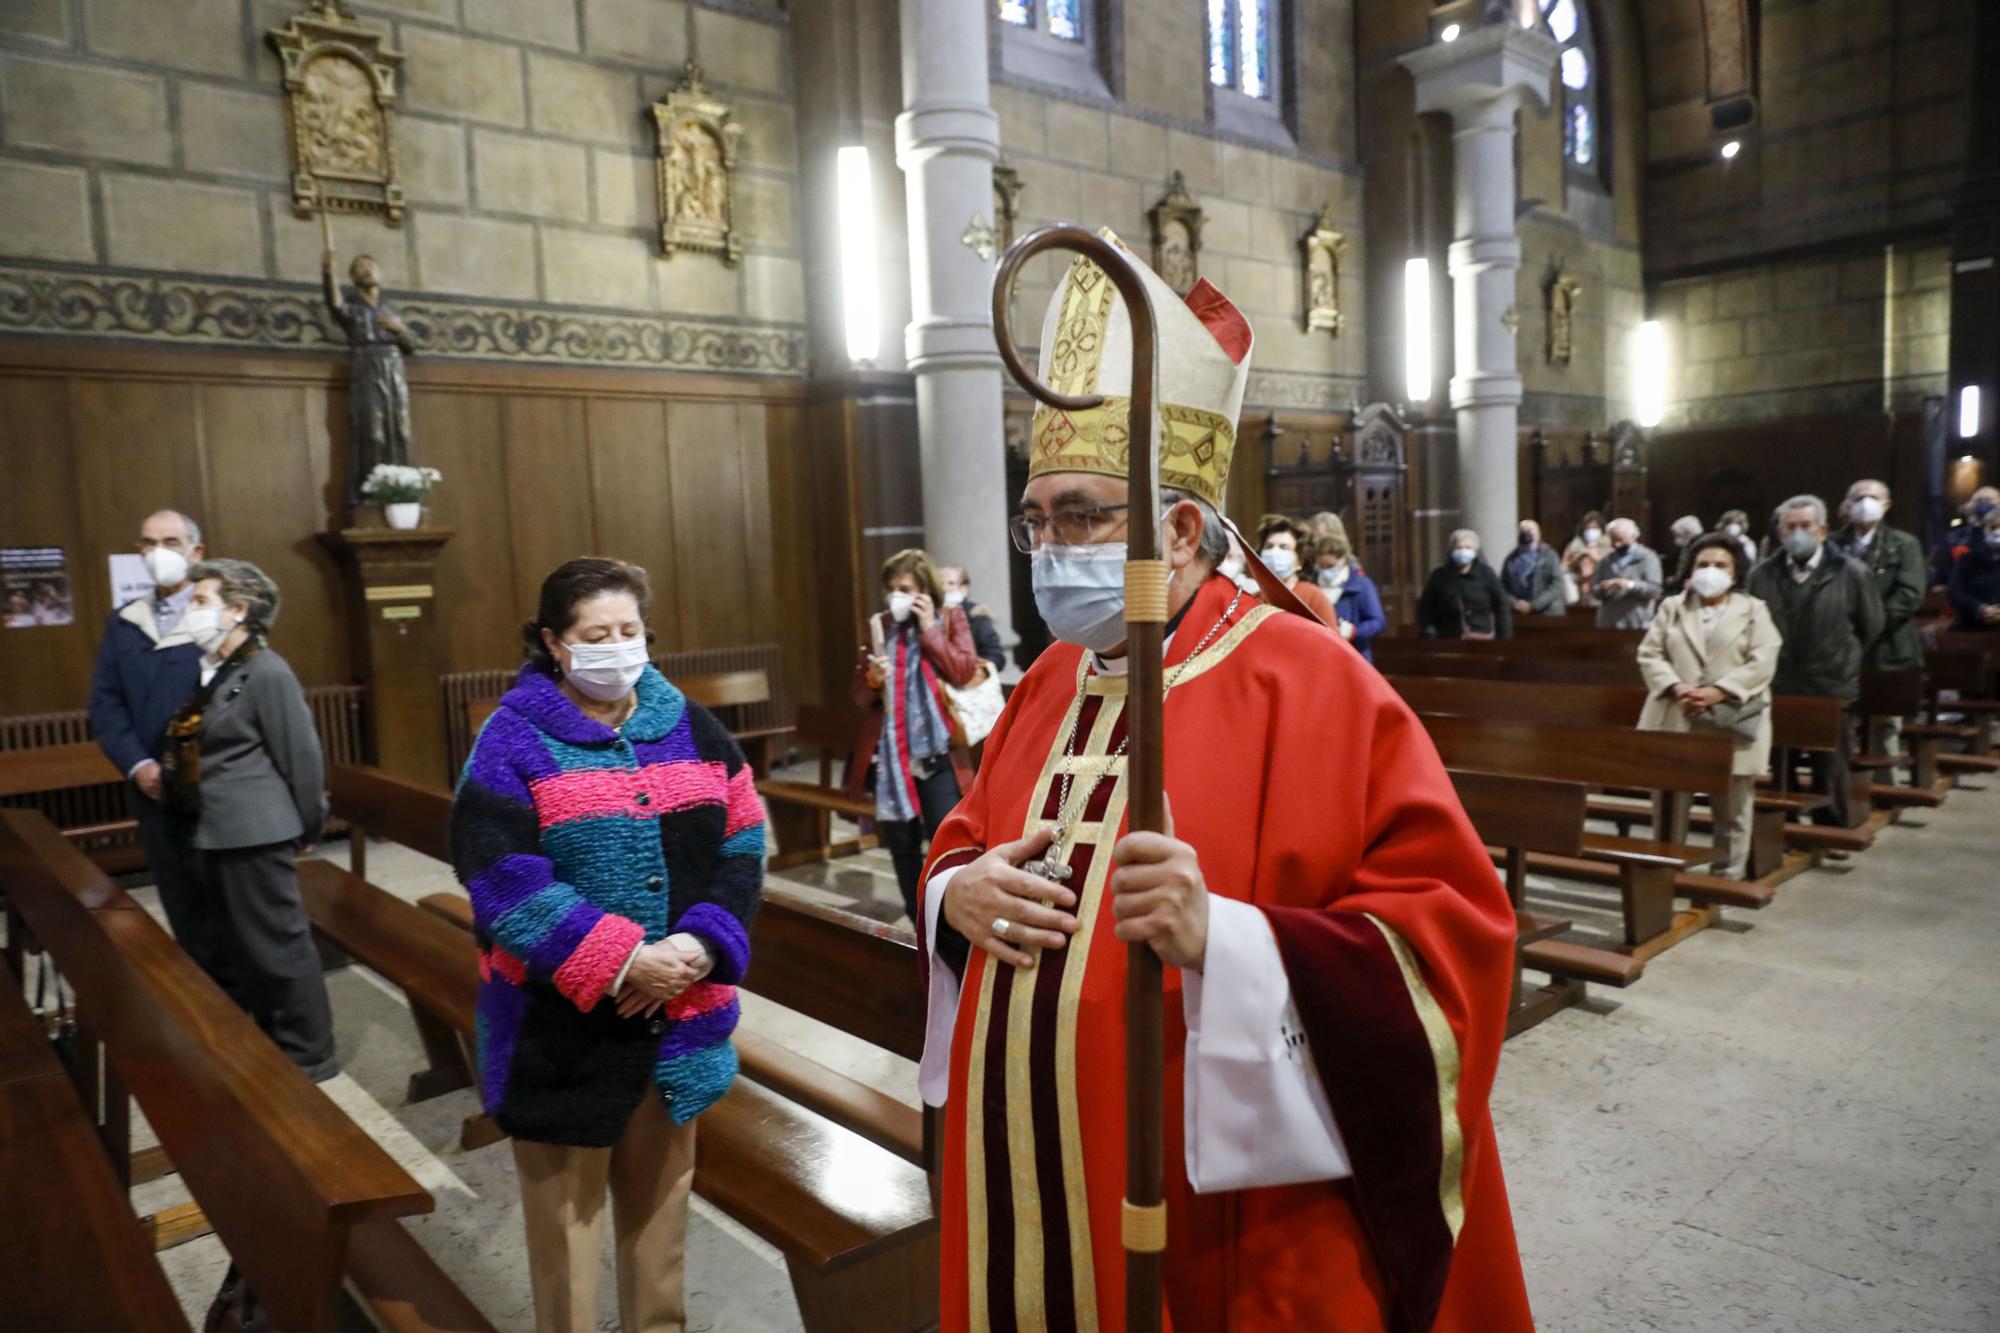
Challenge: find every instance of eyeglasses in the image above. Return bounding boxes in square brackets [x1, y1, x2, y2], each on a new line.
[1009, 503, 1131, 554]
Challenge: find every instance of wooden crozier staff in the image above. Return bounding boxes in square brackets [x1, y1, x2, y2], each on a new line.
[991, 225, 1169, 1333]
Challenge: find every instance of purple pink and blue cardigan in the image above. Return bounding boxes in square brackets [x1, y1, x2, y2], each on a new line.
[449, 663, 765, 1146]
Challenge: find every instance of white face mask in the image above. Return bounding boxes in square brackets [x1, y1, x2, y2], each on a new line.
[1582, 527, 1603, 545]
[1450, 547, 1477, 567]
[1318, 561, 1349, 591]
[180, 604, 239, 653]
[1724, 523, 1744, 538]
[563, 637, 648, 701]
[1783, 528, 1820, 562]
[1031, 542, 1128, 655]
[887, 591, 915, 622]
[1850, 496, 1885, 525]
[1261, 546, 1298, 580]
[144, 547, 188, 588]
[1688, 566, 1733, 600]
[942, 590, 966, 608]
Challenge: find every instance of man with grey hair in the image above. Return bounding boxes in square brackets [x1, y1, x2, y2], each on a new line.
[1665, 513, 1704, 595]
[1830, 479, 1925, 758]
[1591, 516, 1663, 628]
[88, 509, 234, 992]
[1747, 494, 1883, 826]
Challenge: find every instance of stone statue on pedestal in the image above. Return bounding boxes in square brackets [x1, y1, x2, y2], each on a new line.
[321, 211, 415, 510]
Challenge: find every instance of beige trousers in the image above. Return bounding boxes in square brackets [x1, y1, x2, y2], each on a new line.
[511, 1094, 698, 1333]
[1710, 775, 1758, 879]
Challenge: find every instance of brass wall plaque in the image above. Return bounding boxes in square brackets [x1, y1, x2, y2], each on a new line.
[268, 1, 406, 224]
[651, 61, 743, 266]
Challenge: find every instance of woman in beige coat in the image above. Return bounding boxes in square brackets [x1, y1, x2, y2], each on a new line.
[1636, 534, 1782, 878]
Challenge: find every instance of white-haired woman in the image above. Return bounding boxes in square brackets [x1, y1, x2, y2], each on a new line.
[1418, 529, 1512, 640]
[159, 557, 337, 1080]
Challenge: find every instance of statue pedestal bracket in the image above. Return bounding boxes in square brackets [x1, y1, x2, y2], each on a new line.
[320, 527, 455, 788]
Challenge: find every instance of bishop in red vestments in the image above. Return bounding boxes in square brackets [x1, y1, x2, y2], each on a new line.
[916, 233, 1534, 1332]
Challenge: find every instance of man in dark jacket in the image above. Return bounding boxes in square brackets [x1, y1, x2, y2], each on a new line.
[1501, 520, 1564, 617]
[1747, 495, 1884, 827]
[938, 563, 1007, 677]
[1830, 479, 1926, 758]
[87, 510, 223, 983]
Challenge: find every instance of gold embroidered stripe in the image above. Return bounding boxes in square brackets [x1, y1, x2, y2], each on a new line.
[1365, 913, 1467, 1242]
[1029, 397, 1238, 510]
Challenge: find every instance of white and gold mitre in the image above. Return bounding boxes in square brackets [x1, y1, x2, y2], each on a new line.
[1029, 228, 1253, 510]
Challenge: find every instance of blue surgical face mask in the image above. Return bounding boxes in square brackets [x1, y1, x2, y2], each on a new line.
[1783, 528, 1820, 561]
[1032, 542, 1130, 654]
[1450, 547, 1476, 567]
[1976, 499, 1997, 520]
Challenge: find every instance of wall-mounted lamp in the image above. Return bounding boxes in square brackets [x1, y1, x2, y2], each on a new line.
[1404, 259, 1432, 404]
[1635, 320, 1666, 428]
[836, 146, 880, 365]
[1440, 23, 1461, 42]
[1720, 140, 1742, 161]
[1961, 385, 1983, 439]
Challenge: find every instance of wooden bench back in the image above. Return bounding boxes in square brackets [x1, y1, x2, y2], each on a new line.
[1446, 769, 1585, 857]
[676, 669, 772, 712]
[330, 763, 455, 864]
[1388, 674, 1845, 753]
[1419, 714, 1735, 797]
[0, 741, 120, 800]
[0, 811, 430, 1333]
[1859, 668, 1924, 718]
[748, 885, 924, 1063]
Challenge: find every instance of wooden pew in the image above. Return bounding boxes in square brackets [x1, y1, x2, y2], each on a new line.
[759, 703, 881, 869]
[1445, 770, 1641, 1034]
[302, 765, 938, 1332]
[1419, 715, 1737, 961]
[1386, 674, 1836, 879]
[0, 810, 446, 1333]
[0, 954, 190, 1332]
[675, 668, 794, 778]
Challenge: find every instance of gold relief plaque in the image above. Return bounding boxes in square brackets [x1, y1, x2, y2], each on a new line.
[1545, 263, 1582, 367]
[269, 1, 405, 224]
[652, 62, 743, 266]
[1300, 202, 1346, 336]
[1148, 171, 1205, 297]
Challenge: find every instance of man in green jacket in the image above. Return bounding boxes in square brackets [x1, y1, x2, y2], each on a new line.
[1747, 495, 1884, 827]
[1831, 479, 1926, 759]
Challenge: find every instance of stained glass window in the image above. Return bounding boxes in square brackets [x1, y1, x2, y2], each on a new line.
[1207, 0, 1272, 100]
[1047, 0, 1079, 39]
[1541, 0, 1599, 173]
[998, 0, 1030, 26]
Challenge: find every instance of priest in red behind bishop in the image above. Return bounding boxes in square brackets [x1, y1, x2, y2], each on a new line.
[916, 230, 1534, 1332]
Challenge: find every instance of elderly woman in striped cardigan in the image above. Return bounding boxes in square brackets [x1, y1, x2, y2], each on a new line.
[451, 557, 764, 1333]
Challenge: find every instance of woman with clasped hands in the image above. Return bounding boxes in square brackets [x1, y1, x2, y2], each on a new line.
[450, 557, 766, 1333]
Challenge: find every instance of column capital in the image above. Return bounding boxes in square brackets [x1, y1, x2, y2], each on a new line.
[1450, 372, 1525, 410]
[1399, 22, 1559, 124]
[905, 315, 1004, 371]
[1447, 235, 1524, 272]
[894, 102, 1001, 167]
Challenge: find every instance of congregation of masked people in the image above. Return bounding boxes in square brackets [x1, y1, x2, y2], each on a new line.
[1405, 479, 2000, 879]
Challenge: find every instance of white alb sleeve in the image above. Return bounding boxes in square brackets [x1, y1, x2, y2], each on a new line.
[1182, 895, 1351, 1192]
[918, 865, 965, 1107]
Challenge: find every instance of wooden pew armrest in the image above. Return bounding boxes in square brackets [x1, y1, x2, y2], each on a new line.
[1579, 833, 1708, 870]
[1520, 939, 1645, 988]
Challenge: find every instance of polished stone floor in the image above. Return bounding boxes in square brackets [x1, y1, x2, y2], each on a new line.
[97, 777, 2000, 1331]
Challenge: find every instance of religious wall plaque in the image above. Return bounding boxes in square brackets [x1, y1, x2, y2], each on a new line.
[652, 62, 743, 266]
[1300, 202, 1347, 336]
[268, 1, 405, 224]
[1148, 171, 1205, 297]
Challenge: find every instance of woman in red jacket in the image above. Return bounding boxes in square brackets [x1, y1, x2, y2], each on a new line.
[853, 548, 981, 924]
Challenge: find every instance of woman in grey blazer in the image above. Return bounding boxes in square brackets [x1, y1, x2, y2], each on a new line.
[160, 558, 337, 1081]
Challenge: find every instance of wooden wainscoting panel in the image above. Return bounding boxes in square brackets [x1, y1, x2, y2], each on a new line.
[764, 400, 822, 709]
[666, 399, 755, 650]
[412, 390, 518, 671]
[733, 402, 778, 641]
[0, 377, 89, 713]
[585, 397, 681, 645]
[502, 397, 599, 616]
[198, 383, 350, 687]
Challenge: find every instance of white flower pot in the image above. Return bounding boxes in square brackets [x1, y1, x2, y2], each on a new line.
[384, 502, 423, 530]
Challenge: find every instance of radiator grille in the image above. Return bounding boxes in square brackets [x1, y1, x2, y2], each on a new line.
[0, 685, 368, 857]
[441, 643, 786, 779]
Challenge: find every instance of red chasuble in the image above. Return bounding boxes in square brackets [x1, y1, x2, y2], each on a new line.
[920, 574, 1532, 1333]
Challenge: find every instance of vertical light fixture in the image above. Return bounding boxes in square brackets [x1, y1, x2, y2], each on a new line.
[1404, 258, 1432, 403]
[1635, 320, 1666, 428]
[1960, 385, 1983, 438]
[836, 146, 880, 364]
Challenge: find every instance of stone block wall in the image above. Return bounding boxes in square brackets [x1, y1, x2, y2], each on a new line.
[1516, 220, 1645, 430]
[0, 0, 804, 371]
[1650, 241, 1951, 429]
[990, 0, 1364, 411]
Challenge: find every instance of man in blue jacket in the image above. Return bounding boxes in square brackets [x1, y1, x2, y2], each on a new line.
[88, 510, 225, 985]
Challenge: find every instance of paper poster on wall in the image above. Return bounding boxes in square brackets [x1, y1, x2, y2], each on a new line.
[109, 553, 153, 610]
[2, 547, 75, 628]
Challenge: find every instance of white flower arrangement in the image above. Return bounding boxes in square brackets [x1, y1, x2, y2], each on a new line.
[360, 463, 442, 504]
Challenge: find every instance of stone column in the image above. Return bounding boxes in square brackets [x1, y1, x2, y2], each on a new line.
[1401, 23, 1557, 555]
[894, 0, 1015, 649]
